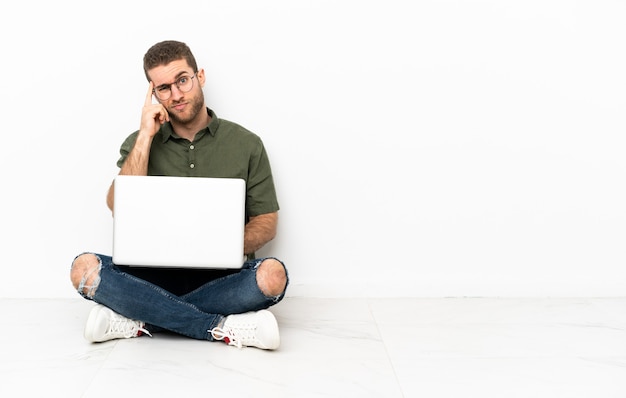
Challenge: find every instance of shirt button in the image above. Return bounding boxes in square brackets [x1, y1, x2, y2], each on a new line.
[190, 163, 195, 169]
[190, 145, 195, 150]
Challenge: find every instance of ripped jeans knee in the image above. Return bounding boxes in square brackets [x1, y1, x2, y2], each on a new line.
[70, 252, 102, 299]
[252, 257, 289, 303]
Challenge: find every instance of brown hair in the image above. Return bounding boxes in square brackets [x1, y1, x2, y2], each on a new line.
[143, 40, 198, 81]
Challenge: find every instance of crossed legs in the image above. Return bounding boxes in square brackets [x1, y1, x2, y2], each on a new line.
[70, 253, 288, 345]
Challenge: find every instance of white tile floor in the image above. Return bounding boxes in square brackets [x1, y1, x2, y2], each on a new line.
[2, 297, 625, 397]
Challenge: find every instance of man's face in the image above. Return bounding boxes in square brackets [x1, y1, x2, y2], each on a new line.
[148, 59, 205, 125]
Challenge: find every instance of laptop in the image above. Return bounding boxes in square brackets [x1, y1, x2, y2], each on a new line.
[112, 175, 246, 269]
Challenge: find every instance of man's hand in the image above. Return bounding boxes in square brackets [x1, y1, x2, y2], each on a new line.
[140, 82, 169, 137]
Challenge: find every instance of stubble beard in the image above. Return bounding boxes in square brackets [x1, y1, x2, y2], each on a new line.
[169, 92, 205, 125]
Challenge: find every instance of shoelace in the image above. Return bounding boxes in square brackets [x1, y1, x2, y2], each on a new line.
[210, 324, 256, 349]
[107, 313, 152, 338]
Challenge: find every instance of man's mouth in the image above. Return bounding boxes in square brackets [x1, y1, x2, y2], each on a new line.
[172, 102, 187, 111]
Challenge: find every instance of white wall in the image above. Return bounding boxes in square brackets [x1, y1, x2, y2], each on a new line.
[1, 0, 624, 298]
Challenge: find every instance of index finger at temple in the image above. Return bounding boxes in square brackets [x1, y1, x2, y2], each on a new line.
[145, 82, 155, 106]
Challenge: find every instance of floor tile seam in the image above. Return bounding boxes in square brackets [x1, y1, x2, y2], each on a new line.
[79, 341, 120, 395]
[365, 298, 407, 398]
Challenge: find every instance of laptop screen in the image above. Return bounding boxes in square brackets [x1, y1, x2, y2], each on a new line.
[112, 175, 246, 269]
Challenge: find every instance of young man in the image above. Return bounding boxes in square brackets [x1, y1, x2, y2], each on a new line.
[70, 40, 288, 350]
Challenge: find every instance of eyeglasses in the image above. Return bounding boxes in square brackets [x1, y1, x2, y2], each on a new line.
[153, 73, 197, 100]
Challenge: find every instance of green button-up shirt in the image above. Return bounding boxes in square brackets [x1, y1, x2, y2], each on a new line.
[116, 108, 280, 218]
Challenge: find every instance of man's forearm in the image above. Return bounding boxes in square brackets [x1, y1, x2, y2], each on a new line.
[119, 133, 154, 176]
[244, 212, 278, 255]
[106, 133, 154, 212]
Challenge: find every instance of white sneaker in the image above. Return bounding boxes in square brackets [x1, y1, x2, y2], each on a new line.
[84, 304, 151, 343]
[210, 310, 280, 350]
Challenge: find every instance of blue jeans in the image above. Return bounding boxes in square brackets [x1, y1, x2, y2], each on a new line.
[72, 253, 288, 340]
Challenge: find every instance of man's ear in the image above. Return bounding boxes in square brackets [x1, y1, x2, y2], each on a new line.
[197, 68, 206, 87]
